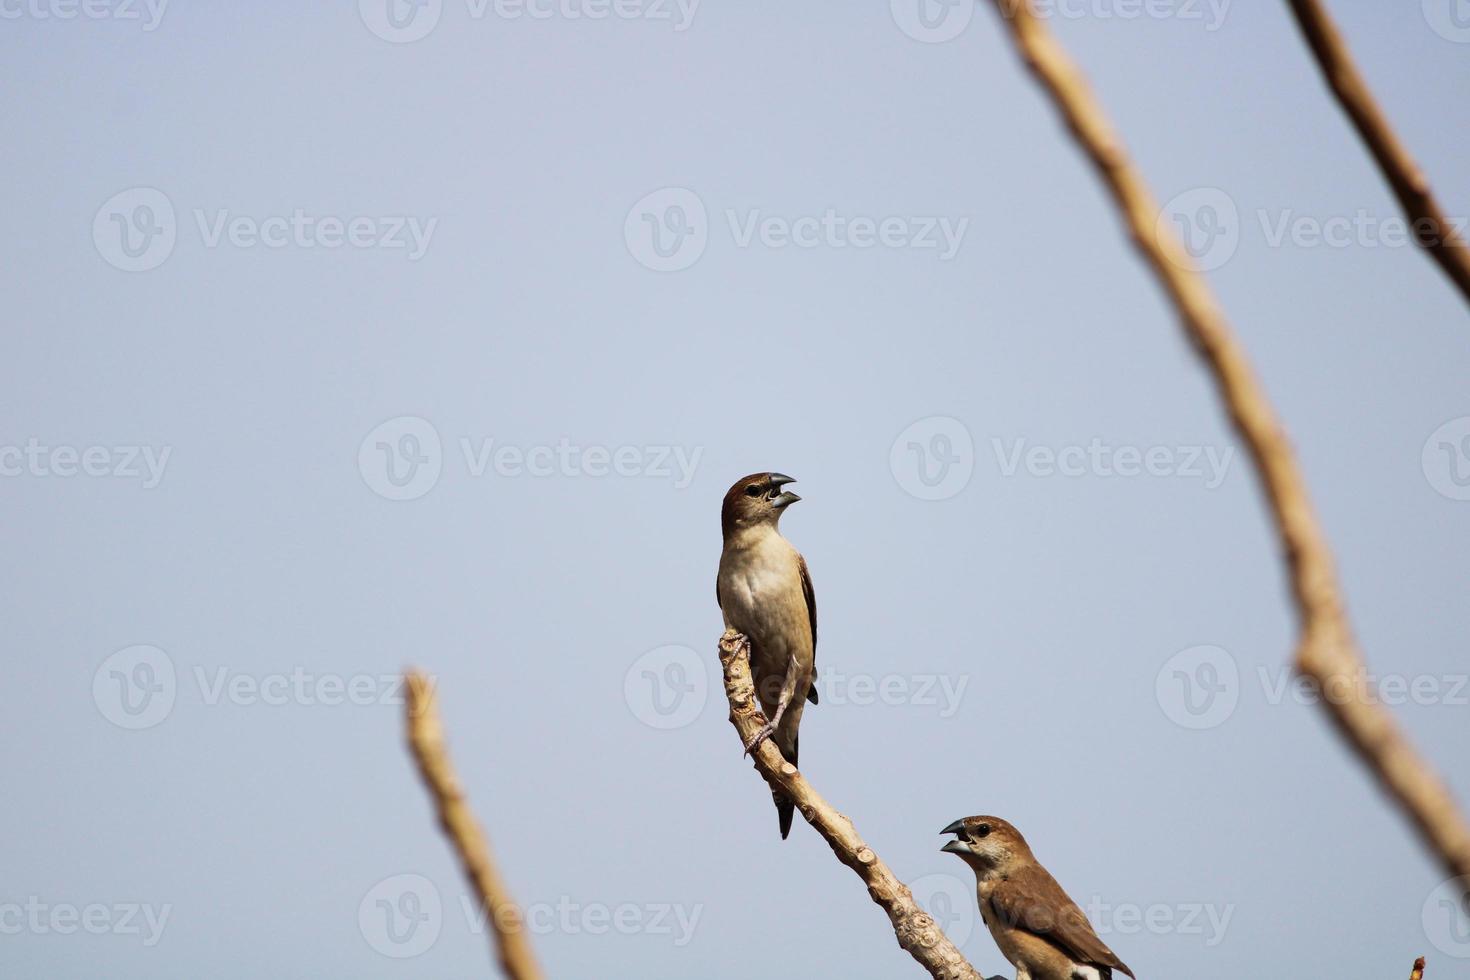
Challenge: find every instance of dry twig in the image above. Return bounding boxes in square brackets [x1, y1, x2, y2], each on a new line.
[405, 671, 545, 980]
[718, 630, 983, 980]
[983, 0, 1470, 887]
[1283, 0, 1470, 307]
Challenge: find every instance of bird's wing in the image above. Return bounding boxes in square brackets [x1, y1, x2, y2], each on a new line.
[796, 551, 816, 649]
[988, 865, 1134, 978]
[797, 551, 818, 704]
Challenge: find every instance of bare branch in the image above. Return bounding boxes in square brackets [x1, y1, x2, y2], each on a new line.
[983, 0, 1470, 886]
[1284, 0, 1470, 307]
[405, 671, 545, 980]
[718, 630, 983, 980]
[1410, 955, 1426, 980]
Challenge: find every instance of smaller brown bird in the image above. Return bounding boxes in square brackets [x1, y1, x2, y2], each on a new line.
[941, 816, 1134, 980]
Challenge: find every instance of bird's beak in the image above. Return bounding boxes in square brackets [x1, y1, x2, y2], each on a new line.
[768, 473, 801, 509]
[940, 819, 972, 854]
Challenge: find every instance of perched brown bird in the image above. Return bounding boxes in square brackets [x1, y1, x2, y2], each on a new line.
[717, 472, 817, 839]
[942, 816, 1134, 980]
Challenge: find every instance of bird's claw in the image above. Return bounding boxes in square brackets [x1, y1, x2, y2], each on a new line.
[743, 722, 775, 757]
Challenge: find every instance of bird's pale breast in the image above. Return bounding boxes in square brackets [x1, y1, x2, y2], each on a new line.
[718, 532, 811, 665]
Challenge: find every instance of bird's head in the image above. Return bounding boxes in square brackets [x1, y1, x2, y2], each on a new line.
[940, 815, 1030, 874]
[721, 472, 801, 539]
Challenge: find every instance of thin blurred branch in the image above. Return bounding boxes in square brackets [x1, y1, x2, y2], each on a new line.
[1283, 0, 1470, 307]
[983, 0, 1470, 887]
[405, 671, 545, 980]
[718, 630, 982, 980]
[1410, 955, 1426, 980]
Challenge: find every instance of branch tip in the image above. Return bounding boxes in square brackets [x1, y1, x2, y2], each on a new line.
[404, 671, 544, 980]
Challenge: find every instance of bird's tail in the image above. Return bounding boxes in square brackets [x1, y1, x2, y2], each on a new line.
[775, 793, 794, 839]
[773, 731, 798, 839]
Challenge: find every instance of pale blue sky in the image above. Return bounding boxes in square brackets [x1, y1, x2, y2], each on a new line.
[4, 2, 1470, 978]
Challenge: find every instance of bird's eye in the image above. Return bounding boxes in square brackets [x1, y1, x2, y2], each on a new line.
[745, 485, 763, 497]
[976, 823, 991, 838]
